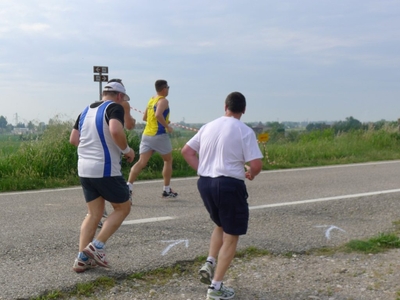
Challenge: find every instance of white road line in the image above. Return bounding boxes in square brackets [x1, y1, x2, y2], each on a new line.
[123, 189, 400, 225]
[122, 216, 175, 225]
[261, 160, 400, 174]
[249, 188, 400, 210]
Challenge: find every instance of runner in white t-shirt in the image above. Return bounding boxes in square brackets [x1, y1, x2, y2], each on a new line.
[181, 91, 263, 299]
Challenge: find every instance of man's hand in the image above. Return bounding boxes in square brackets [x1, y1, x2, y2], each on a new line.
[167, 125, 174, 133]
[245, 165, 254, 180]
[123, 148, 135, 163]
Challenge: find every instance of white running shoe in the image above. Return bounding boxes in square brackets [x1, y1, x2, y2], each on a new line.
[82, 242, 110, 268]
[199, 261, 215, 285]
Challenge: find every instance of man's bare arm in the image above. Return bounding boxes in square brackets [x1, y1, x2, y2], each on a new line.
[109, 119, 135, 163]
[121, 101, 136, 130]
[155, 98, 173, 132]
[181, 145, 199, 171]
[69, 129, 80, 146]
[245, 159, 262, 180]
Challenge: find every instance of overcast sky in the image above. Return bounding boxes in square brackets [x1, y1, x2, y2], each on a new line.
[1, 0, 399, 126]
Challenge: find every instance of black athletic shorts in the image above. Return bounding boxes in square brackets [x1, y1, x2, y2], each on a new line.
[79, 176, 129, 204]
[197, 176, 249, 235]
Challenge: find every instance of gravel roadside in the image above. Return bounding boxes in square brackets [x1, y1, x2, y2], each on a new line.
[68, 248, 400, 300]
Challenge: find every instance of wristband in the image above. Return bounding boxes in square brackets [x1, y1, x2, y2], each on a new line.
[121, 146, 130, 154]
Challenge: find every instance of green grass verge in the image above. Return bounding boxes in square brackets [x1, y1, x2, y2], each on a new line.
[3, 122, 400, 192]
[309, 232, 400, 256]
[345, 233, 400, 253]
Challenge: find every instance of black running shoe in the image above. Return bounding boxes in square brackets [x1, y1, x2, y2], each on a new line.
[162, 189, 178, 198]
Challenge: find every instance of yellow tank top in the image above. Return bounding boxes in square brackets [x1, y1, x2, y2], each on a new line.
[143, 95, 170, 136]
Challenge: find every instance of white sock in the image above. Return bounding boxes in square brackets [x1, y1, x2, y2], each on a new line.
[211, 280, 222, 290]
[206, 256, 216, 266]
[163, 186, 170, 192]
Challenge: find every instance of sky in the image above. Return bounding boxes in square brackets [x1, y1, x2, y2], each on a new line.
[0, 0, 399, 126]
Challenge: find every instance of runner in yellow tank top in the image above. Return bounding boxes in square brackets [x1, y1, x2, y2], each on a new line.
[127, 79, 179, 199]
[143, 95, 170, 136]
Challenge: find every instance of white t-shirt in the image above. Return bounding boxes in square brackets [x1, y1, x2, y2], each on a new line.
[186, 116, 263, 180]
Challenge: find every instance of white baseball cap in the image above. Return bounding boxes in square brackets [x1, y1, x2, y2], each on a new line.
[103, 82, 130, 101]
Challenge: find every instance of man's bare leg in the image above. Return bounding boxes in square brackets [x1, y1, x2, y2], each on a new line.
[213, 231, 239, 282]
[127, 151, 153, 184]
[161, 152, 173, 186]
[96, 201, 131, 243]
[79, 197, 105, 252]
[199, 226, 239, 287]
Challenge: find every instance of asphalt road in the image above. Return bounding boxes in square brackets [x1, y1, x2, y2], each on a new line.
[1, 160, 400, 299]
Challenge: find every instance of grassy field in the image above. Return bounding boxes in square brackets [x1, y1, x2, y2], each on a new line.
[1, 121, 400, 192]
[0, 134, 23, 156]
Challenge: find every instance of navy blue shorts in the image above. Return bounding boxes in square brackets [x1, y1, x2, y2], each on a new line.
[79, 176, 129, 204]
[197, 176, 249, 235]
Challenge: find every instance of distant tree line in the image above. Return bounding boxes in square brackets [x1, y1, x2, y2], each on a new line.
[1, 114, 397, 140]
[245, 116, 397, 135]
[306, 116, 397, 133]
[0, 115, 47, 134]
[244, 117, 399, 143]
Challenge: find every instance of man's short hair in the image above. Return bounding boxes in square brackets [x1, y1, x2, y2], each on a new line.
[108, 78, 124, 87]
[155, 79, 168, 92]
[225, 92, 246, 113]
[103, 91, 119, 97]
